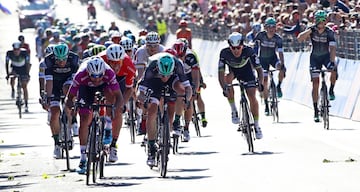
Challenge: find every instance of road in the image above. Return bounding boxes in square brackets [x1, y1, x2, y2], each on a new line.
[1, 1, 360, 192]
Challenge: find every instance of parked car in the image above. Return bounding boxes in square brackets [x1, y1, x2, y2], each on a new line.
[16, 0, 57, 32]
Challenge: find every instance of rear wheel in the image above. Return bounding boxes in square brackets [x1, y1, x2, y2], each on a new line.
[322, 86, 330, 130]
[270, 81, 279, 122]
[86, 121, 96, 185]
[192, 101, 201, 137]
[129, 98, 136, 144]
[61, 112, 71, 171]
[242, 101, 254, 153]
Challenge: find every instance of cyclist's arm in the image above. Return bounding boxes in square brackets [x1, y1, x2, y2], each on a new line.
[297, 28, 312, 42]
[5, 52, 10, 77]
[218, 53, 227, 90]
[328, 30, 337, 63]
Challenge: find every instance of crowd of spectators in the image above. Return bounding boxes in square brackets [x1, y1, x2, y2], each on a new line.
[127, 0, 360, 39]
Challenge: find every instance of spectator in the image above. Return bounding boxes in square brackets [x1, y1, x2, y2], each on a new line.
[156, 14, 168, 44]
[108, 21, 119, 32]
[145, 16, 158, 32]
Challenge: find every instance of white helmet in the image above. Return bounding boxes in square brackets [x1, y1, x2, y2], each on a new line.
[145, 31, 160, 44]
[106, 44, 125, 61]
[45, 44, 55, 55]
[120, 37, 133, 51]
[86, 56, 106, 77]
[228, 32, 243, 47]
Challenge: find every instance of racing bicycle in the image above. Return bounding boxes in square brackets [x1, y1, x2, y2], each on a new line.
[268, 69, 279, 122]
[316, 69, 331, 130]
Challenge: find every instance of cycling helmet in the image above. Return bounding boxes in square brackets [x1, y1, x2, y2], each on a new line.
[145, 31, 160, 44]
[86, 56, 106, 77]
[45, 44, 55, 55]
[164, 48, 178, 57]
[110, 30, 122, 38]
[126, 33, 136, 43]
[120, 37, 133, 51]
[139, 28, 148, 37]
[137, 36, 146, 47]
[177, 38, 189, 50]
[104, 40, 113, 48]
[157, 53, 175, 76]
[12, 42, 21, 49]
[90, 44, 106, 56]
[53, 43, 69, 60]
[227, 32, 243, 47]
[106, 44, 125, 61]
[172, 41, 186, 57]
[178, 20, 188, 27]
[252, 22, 262, 32]
[123, 29, 132, 37]
[265, 17, 276, 27]
[314, 10, 327, 24]
[87, 42, 96, 49]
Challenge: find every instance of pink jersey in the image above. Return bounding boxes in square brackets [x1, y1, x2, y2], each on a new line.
[69, 62, 119, 95]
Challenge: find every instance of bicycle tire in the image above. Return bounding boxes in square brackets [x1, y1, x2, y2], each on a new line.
[86, 121, 96, 185]
[322, 85, 330, 130]
[129, 98, 136, 144]
[242, 100, 254, 152]
[270, 80, 279, 122]
[192, 101, 201, 137]
[172, 134, 179, 154]
[61, 111, 71, 171]
[17, 100, 22, 119]
[99, 117, 106, 178]
[160, 113, 170, 178]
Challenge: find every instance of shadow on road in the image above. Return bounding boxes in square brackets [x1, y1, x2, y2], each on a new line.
[241, 151, 282, 156]
[177, 151, 218, 156]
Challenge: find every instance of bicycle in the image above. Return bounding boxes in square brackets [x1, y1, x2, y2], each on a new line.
[227, 81, 256, 153]
[9, 75, 23, 119]
[192, 98, 201, 137]
[144, 87, 175, 178]
[59, 95, 73, 171]
[316, 69, 331, 130]
[267, 69, 279, 122]
[125, 97, 137, 144]
[75, 92, 115, 185]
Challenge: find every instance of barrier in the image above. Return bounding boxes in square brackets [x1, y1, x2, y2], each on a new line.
[165, 34, 360, 121]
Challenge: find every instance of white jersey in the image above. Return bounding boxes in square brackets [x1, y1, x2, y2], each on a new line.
[134, 44, 165, 69]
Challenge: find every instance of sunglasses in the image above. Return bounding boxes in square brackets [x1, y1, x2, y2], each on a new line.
[90, 73, 104, 78]
[147, 44, 159, 48]
[55, 57, 68, 61]
[230, 46, 242, 50]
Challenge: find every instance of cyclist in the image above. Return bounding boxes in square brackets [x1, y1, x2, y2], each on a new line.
[43, 43, 79, 159]
[120, 37, 136, 60]
[297, 10, 338, 122]
[134, 32, 165, 135]
[18, 35, 31, 56]
[136, 52, 192, 166]
[176, 20, 192, 49]
[218, 32, 264, 139]
[65, 56, 123, 174]
[5, 42, 31, 112]
[99, 44, 136, 162]
[246, 22, 262, 54]
[253, 17, 286, 116]
[172, 40, 200, 142]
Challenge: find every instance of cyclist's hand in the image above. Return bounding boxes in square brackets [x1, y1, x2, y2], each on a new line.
[327, 61, 336, 70]
[202, 82, 207, 89]
[258, 84, 264, 92]
[222, 86, 229, 97]
[122, 105, 127, 113]
[5, 75, 9, 81]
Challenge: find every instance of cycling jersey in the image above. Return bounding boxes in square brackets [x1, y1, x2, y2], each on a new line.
[254, 31, 283, 58]
[44, 52, 79, 82]
[6, 49, 29, 67]
[309, 25, 336, 56]
[246, 31, 259, 54]
[100, 52, 136, 88]
[134, 44, 165, 68]
[68, 62, 119, 96]
[183, 49, 200, 74]
[218, 46, 261, 82]
[39, 60, 46, 79]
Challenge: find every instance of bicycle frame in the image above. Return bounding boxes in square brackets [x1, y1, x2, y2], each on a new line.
[267, 69, 279, 122]
[318, 69, 330, 130]
[10, 75, 23, 119]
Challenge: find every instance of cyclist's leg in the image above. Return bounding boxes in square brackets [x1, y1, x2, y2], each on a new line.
[260, 58, 270, 115]
[310, 55, 321, 122]
[327, 57, 338, 100]
[196, 93, 207, 127]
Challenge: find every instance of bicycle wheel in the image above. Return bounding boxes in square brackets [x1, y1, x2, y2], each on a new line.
[99, 118, 106, 178]
[192, 101, 201, 137]
[61, 111, 71, 171]
[129, 98, 136, 144]
[322, 86, 330, 130]
[86, 121, 96, 185]
[160, 113, 170, 178]
[241, 100, 254, 152]
[270, 81, 279, 122]
[16, 98, 22, 119]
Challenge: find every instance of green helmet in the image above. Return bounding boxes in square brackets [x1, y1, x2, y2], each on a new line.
[53, 43, 69, 60]
[157, 53, 175, 76]
[265, 17, 276, 27]
[314, 10, 327, 24]
[90, 44, 106, 56]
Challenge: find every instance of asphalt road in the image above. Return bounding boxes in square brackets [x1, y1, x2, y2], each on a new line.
[1, 1, 360, 192]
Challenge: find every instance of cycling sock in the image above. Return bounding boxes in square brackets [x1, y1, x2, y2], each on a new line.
[53, 134, 60, 146]
[330, 84, 335, 93]
[228, 98, 237, 112]
[277, 81, 282, 88]
[313, 102, 318, 114]
[184, 120, 190, 130]
[148, 140, 155, 147]
[25, 100, 28, 107]
[200, 112, 205, 119]
[264, 99, 269, 109]
[110, 138, 117, 148]
[80, 145, 86, 161]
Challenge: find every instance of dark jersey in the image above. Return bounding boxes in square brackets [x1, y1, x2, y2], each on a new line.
[218, 46, 261, 81]
[309, 25, 336, 56]
[254, 31, 283, 58]
[5, 49, 30, 67]
[44, 51, 80, 82]
[183, 50, 199, 74]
